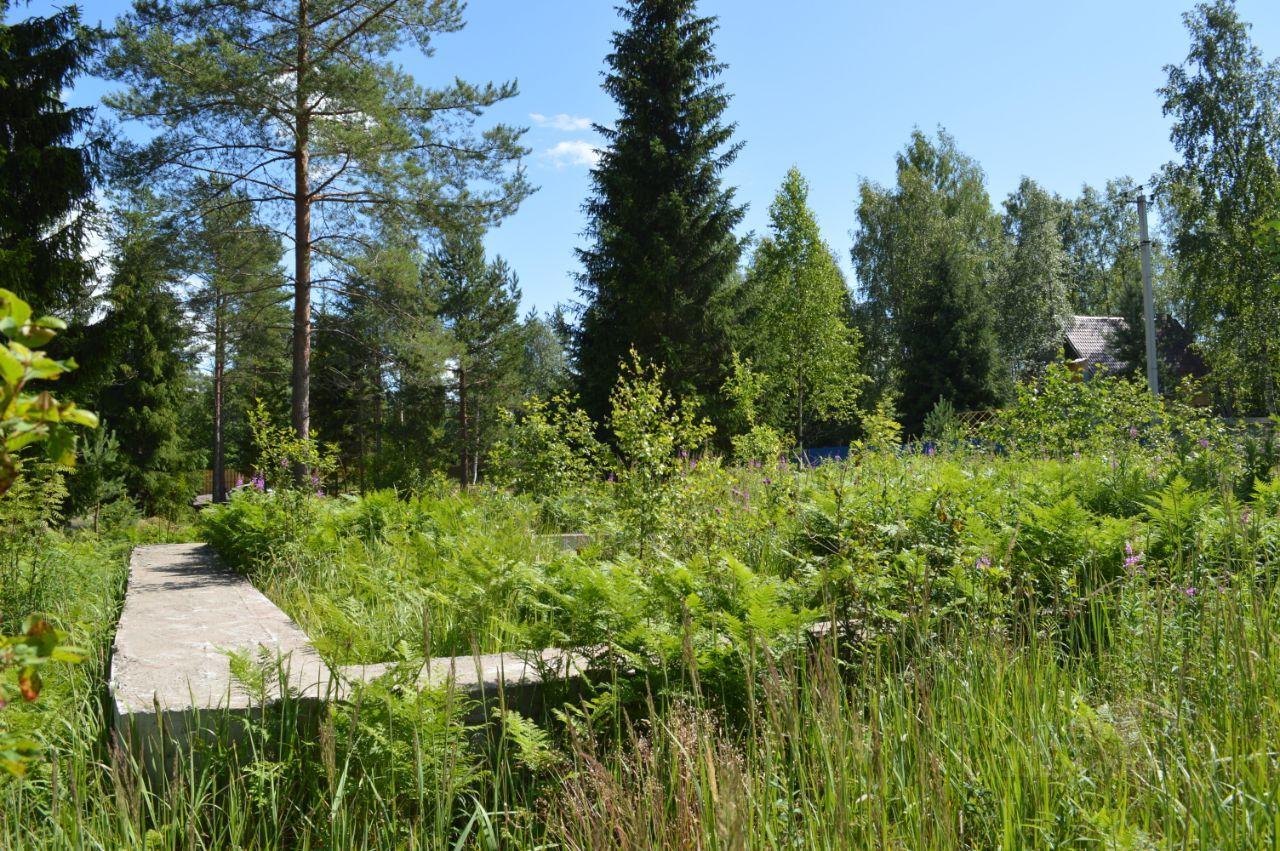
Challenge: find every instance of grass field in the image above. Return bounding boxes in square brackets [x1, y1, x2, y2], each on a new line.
[3, 429, 1277, 848]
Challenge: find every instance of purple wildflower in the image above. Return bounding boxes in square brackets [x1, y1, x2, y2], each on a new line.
[1198, 437, 1210, 449]
[924, 443, 936, 457]
[762, 477, 772, 486]
[234, 476, 244, 489]
[606, 472, 615, 483]
[1183, 586, 1198, 597]
[1123, 541, 1144, 572]
[975, 555, 992, 570]
[250, 474, 266, 492]
[1129, 426, 1140, 439]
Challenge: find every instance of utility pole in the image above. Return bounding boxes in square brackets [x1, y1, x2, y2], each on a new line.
[1136, 190, 1160, 396]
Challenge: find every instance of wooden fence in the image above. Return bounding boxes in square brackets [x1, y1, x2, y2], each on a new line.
[200, 469, 244, 496]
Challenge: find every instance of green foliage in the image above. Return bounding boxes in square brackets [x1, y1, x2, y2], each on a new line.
[0, 288, 97, 777]
[82, 200, 200, 517]
[0, 6, 99, 314]
[1058, 177, 1162, 315]
[859, 391, 903, 450]
[0, 289, 97, 496]
[1159, 0, 1280, 414]
[997, 177, 1070, 375]
[982, 361, 1214, 459]
[574, 0, 746, 427]
[65, 429, 129, 533]
[722, 355, 784, 465]
[737, 168, 865, 445]
[921, 396, 964, 446]
[899, 246, 1006, 432]
[247, 399, 336, 493]
[0, 616, 82, 775]
[853, 129, 1007, 431]
[427, 229, 526, 483]
[607, 351, 715, 553]
[492, 393, 604, 502]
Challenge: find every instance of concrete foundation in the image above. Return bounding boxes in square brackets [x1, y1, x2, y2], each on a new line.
[109, 544, 595, 768]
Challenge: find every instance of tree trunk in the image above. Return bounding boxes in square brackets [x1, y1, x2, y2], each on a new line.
[458, 365, 469, 487]
[212, 291, 227, 503]
[291, 0, 312, 483]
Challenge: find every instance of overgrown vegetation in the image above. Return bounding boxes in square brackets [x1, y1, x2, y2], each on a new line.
[3, 0, 1280, 847]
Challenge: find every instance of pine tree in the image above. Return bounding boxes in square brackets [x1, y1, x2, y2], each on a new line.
[427, 230, 524, 484]
[101, 0, 531, 468]
[574, 0, 746, 425]
[187, 188, 288, 501]
[737, 168, 863, 446]
[0, 5, 99, 315]
[312, 235, 447, 489]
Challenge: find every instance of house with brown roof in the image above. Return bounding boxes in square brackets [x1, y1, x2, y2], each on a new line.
[1063, 315, 1127, 378]
[1061, 314, 1208, 384]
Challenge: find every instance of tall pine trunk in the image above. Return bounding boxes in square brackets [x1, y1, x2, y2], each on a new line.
[458, 364, 470, 486]
[212, 291, 226, 503]
[291, 0, 312, 482]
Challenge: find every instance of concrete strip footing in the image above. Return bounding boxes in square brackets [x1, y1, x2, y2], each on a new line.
[109, 543, 848, 772]
[109, 544, 596, 768]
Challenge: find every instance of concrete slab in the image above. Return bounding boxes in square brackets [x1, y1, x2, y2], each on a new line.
[544, 532, 592, 552]
[109, 543, 336, 720]
[340, 647, 596, 722]
[110, 544, 599, 764]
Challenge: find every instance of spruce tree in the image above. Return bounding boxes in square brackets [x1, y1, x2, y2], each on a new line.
[0, 5, 99, 315]
[575, 0, 746, 425]
[853, 129, 1007, 429]
[91, 197, 200, 516]
[899, 248, 1004, 432]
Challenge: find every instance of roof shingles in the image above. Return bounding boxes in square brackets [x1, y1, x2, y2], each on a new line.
[1064, 315, 1127, 374]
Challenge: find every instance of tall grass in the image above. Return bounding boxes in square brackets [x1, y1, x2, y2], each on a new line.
[3, 446, 1279, 848]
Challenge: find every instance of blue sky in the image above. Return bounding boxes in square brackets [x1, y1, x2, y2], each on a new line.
[42, 0, 1280, 313]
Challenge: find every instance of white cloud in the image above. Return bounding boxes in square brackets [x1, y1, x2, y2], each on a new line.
[544, 140, 601, 169]
[530, 112, 594, 132]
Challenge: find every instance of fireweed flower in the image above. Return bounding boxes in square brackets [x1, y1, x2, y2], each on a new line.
[251, 474, 266, 491]
[1183, 586, 1198, 597]
[1124, 542, 1143, 572]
